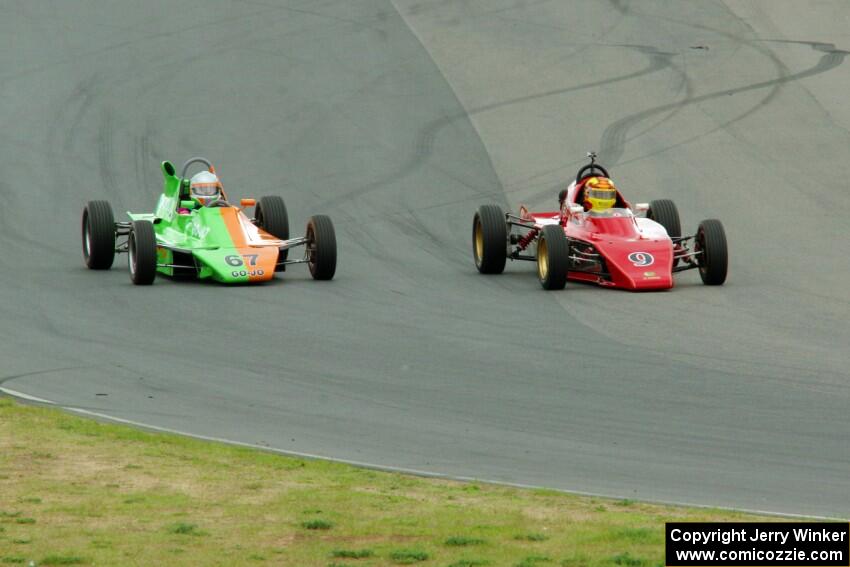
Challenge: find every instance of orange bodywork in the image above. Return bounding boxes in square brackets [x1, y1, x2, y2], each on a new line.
[218, 208, 281, 282]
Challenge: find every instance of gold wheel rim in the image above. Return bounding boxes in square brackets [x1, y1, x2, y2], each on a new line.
[537, 237, 549, 281]
[474, 221, 484, 265]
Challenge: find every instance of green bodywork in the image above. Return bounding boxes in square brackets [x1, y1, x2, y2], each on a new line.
[126, 161, 281, 284]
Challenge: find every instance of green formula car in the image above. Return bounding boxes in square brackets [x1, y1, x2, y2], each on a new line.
[81, 157, 336, 285]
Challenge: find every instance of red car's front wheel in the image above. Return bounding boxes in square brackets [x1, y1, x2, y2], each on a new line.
[472, 204, 507, 274]
[537, 225, 569, 290]
[695, 219, 728, 285]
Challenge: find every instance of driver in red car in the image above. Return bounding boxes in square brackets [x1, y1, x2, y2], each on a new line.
[583, 176, 618, 213]
[178, 170, 223, 214]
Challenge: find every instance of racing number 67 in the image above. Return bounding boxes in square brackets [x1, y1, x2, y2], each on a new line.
[225, 254, 259, 267]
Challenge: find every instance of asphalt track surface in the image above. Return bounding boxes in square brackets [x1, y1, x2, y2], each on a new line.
[1, 1, 848, 518]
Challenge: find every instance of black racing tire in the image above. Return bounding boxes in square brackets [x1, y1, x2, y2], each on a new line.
[256, 195, 290, 262]
[648, 199, 681, 239]
[306, 215, 336, 280]
[82, 200, 115, 269]
[128, 220, 157, 285]
[537, 224, 569, 290]
[696, 219, 728, 285]
[472, 204, 507, 274]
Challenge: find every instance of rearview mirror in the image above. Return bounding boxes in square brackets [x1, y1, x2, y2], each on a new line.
[634, 203, 649, 215]
[240, 198, 256, 208]
[179, 200, 197, 210]
[569, 204, 584, 215]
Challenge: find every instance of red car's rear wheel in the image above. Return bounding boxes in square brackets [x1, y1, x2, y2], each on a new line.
[648, 199, 681, 238]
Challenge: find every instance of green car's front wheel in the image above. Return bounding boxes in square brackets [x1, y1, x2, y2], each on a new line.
[82, 200, 115, 269]
[306, 215, 336, 281]
[129, 220, 157, 285]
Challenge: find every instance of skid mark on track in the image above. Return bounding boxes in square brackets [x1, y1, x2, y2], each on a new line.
[317, 43, 677, 216]
[0, 4, 283, 87]
[0, 367, 92, 387]
[238, 0, 391, 39]
[598, 11, 849, 165]
[608, 0, 629, 16]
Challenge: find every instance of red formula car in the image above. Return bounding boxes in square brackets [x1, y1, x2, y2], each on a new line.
[472, 153, 728, 290]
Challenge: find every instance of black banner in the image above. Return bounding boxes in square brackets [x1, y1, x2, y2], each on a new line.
[666, 522, 849, 566]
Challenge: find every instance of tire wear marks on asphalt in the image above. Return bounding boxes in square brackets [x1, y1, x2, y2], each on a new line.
[598, 10, 849, 166]
[316, 42, 675, 216]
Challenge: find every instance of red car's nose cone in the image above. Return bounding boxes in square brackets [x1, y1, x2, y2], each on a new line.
[600, 239, 674, 290]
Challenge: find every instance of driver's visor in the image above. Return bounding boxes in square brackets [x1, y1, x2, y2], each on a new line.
[586, 188, 615, 200]
[190, 182, 222, 197]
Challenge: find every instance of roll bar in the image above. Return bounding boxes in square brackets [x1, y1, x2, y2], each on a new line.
[575, 151, 610, 183]
[180, 157, 214, 180]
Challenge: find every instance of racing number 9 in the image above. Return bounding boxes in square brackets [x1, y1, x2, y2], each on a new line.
[627, 252, 655, 267]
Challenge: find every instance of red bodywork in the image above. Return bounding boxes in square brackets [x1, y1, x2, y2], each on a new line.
[520, 179, 674, 290]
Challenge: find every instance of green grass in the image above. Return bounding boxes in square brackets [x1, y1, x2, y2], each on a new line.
[515, 556, 552, 566]
[611, 552, 648, 566]
[165, 522, 206, 536]
[516, 533, 550, 542]
[389, 548, 430, 563]
[301, 519, 334, 530]
[39, 556, 86, 565]
[0, 395, 783, 566]
[332, 549, 374, 558]
[445, 536, 486, 546]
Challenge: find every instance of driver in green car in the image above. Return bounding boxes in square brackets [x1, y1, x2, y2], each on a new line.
[178, 170, 223, 213]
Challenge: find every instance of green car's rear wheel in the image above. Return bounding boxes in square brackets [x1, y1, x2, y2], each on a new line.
[82, 200, 115, 269]
[256, 196, 290, 265]
[306, 215, 336, 281]
[129, 220, 157, 285]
